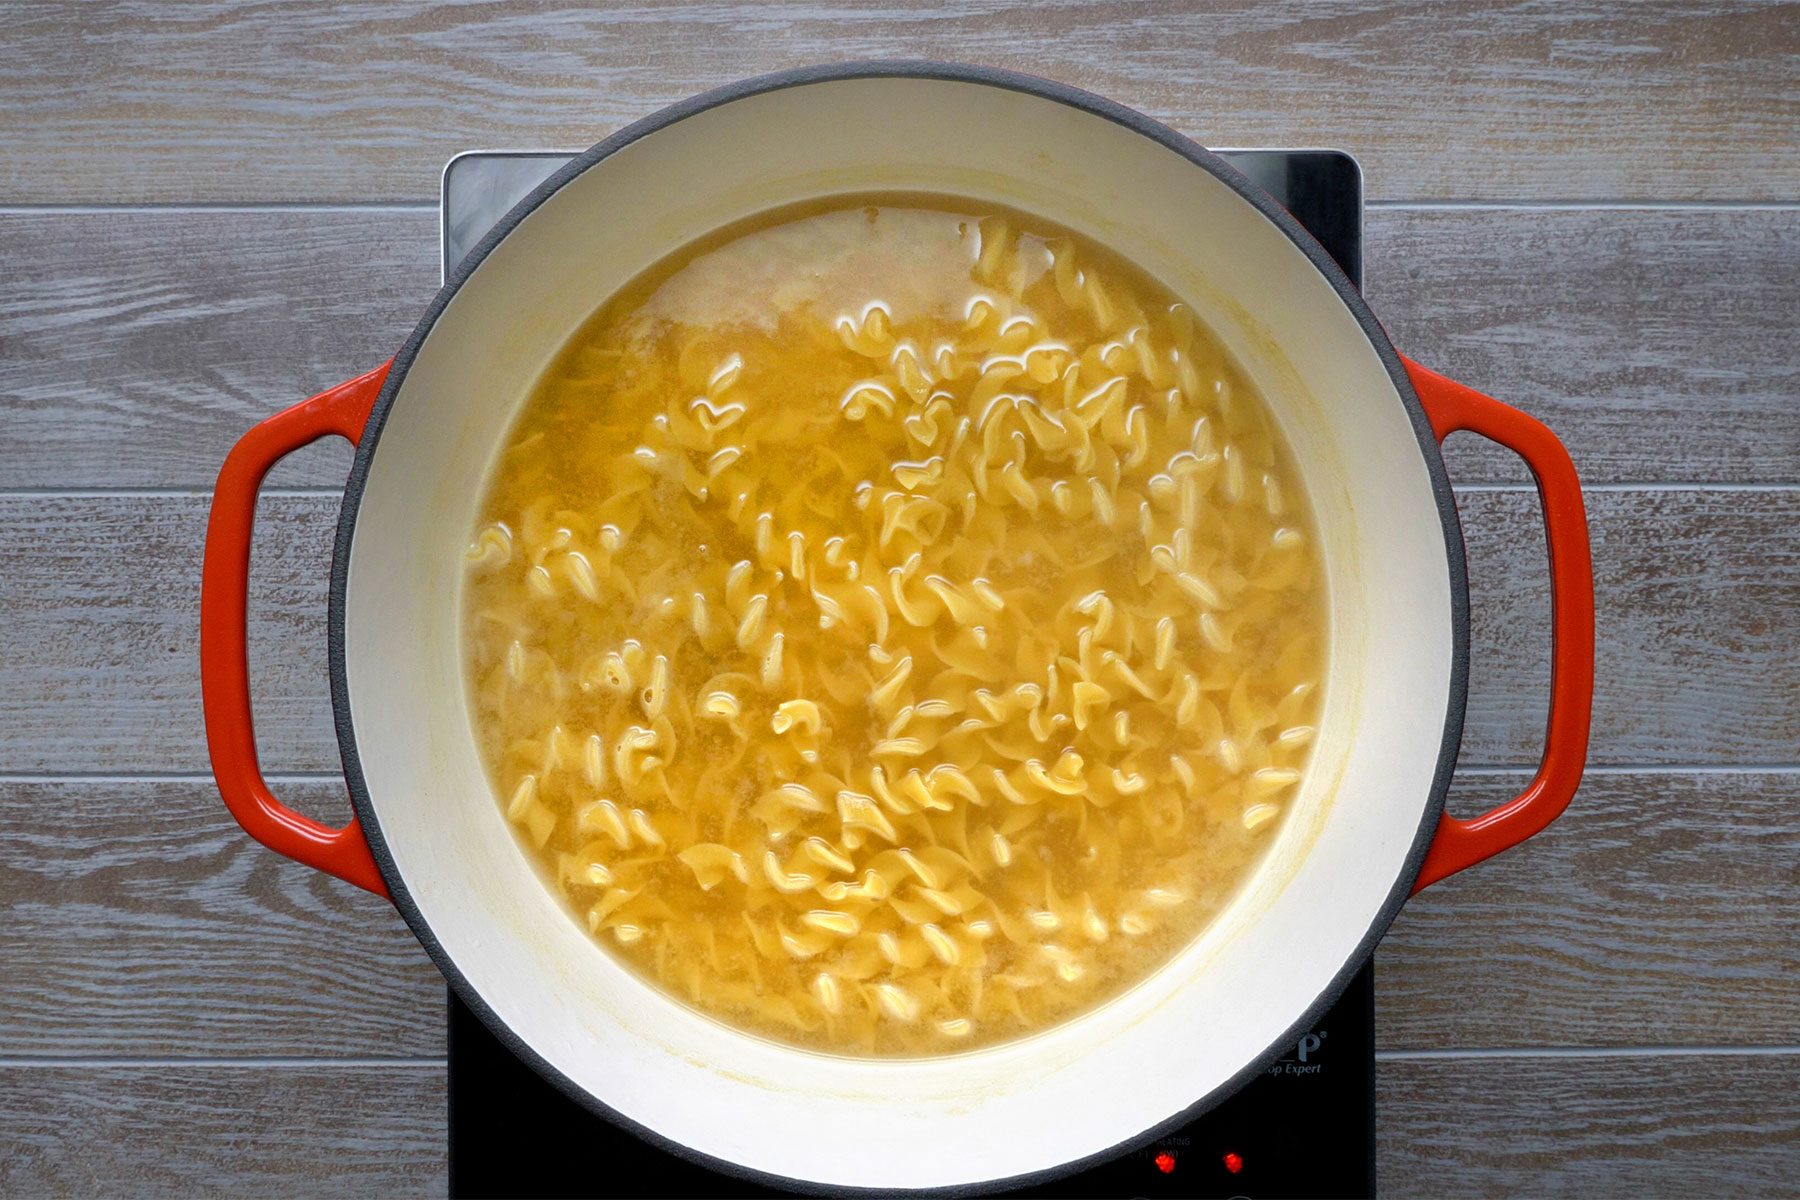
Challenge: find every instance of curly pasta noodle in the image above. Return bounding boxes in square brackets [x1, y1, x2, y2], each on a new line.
[463, 197, 1324, 1055]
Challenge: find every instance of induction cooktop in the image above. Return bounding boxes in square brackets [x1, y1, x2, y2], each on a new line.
[439, 147, 1373, 1200]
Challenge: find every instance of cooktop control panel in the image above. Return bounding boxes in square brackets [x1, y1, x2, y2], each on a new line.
[443, 148, 1373, 1200]
[999, 964, 1375, 1199]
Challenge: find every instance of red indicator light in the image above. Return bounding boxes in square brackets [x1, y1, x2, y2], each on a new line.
[1153, 1151, 1177, 1174]
[1223, 1151, 1244, 1175]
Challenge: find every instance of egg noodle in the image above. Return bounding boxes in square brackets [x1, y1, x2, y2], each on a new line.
[462, 197, 1325, 1055]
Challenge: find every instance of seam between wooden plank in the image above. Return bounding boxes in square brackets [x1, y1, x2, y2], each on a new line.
[6, 765, 1798, 785]
[1379, 1046, 1800, 1061]
[0, 1057, 448, 1068]
[2, 202, 1795, 215]
[5, 484, 1797, 500]
[1372, 200, 1800, 212]
[0, 487, 346, 498]
[1453, 483, 1800, 494]
[0, 1048, 1792, 1068]
[1454, 763, 1800, 775]
[0, 772, 345, 783]
[0, 203, 437, 215]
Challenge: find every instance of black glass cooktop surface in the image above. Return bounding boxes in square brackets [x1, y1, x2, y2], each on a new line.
[442, 148, 1372, 1200]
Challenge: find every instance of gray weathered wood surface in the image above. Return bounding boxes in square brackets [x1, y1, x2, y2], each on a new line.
[2, 1, 1796, 1195]
[0, 779, 440, 1060]
[1375, 1053, 1800, 1197]
[1378, 771, 1800, 1050]
[0, 1065, 448, 1197]
[3, 1, 1796, 204]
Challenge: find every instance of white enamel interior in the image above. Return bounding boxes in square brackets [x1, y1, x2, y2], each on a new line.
[340, 76, 1455, 1190]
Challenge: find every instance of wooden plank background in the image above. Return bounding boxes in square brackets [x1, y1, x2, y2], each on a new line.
[1, 2, 1795, 1195]
[3, 0, 1797, 203]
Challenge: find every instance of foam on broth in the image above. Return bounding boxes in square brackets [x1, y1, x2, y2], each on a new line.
[462, 196, 1325, 1055]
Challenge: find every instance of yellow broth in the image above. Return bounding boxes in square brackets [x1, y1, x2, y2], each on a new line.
[462, 197, 1325, 1055]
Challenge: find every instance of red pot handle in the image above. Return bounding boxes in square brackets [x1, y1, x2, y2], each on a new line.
[1404, 358, 1595, 893]
[198, 359, 1591, 898]
[200, 365, 393, 898]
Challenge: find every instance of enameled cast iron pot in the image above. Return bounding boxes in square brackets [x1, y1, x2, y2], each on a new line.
[200, 63, 1595, 1193]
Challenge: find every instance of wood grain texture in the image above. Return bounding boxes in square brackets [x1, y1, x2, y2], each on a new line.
[1377, 1052, 1800, 1198]
[0, 211, 431, 490]
[1379, 771, 1800, 1050]
[1, 1, 1795, 204]
[1, 2, 1793, 1193]
[1, 489, 1792, 774]
[1368, 208, 1800, 486]
[0, 493, 342, 775]
[4, 771, 1792, 1059]
[1458, 487, 1799, 767]
[0, 1064, 447, 1198]
[0, 779, 443, 1059]
[4, 206, 1795, 488]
